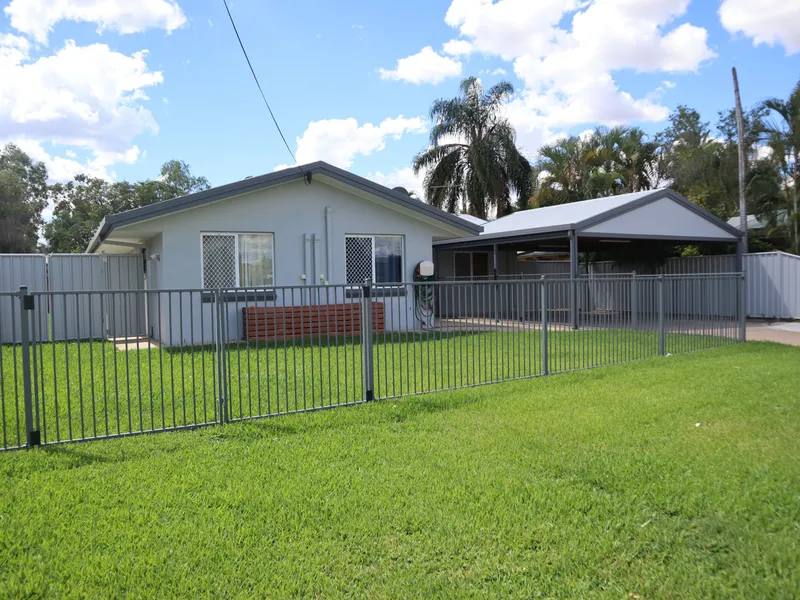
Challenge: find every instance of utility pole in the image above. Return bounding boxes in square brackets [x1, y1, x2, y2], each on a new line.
[732, 67, 748, 252]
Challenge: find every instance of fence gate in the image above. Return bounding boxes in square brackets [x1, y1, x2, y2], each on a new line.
[48, 254, 146, 341]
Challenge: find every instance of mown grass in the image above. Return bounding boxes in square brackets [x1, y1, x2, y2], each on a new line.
[1, 342, 797, 598]
[0, 328, 735, 448]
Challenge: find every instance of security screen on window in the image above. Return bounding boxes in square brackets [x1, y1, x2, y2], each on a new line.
[345, 235, 403, 284]
[202, 233, 274, 288]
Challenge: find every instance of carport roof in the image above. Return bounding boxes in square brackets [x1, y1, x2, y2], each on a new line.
[433, 188, 743, 249]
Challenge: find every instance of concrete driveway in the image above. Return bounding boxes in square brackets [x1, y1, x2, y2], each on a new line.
[747, 321, 800, 347]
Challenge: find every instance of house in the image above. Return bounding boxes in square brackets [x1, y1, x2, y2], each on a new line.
[726, 210, 788, 232]
[87, 162, 481, 343]
[87, 165, 746, 343]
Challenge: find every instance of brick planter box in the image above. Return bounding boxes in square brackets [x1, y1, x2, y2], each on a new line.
[242, 302, 385, 340]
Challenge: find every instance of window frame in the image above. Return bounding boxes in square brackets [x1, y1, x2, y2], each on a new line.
[344, 234, 405, 285]
[200, 232, 275, 289]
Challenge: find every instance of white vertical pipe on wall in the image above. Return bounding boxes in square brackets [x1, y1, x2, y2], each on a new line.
[325, 206, 333, 284]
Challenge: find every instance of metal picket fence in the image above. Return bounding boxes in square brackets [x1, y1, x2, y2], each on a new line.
[0, 273, 745, 451]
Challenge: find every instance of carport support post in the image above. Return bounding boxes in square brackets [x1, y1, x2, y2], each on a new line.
[493, 243, 499, 323]
[569, 231, 579, 330]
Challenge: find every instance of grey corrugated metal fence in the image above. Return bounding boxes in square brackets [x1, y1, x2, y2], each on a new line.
[0, 255, 47, 343]
[0, 253, 145, 343]
[516, 251, 800, 319]
[744, 252, 800, 319]
[1, 274, 744, 451]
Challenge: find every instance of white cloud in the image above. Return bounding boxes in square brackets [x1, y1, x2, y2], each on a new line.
[442, 39, 473, 56]
[1, 40, 161, 151]
[436, 0, 716, 154]
[0, 36, 162, 181]
[756, 145, 774, 160]
[13, 139, 140, 184]
[379, 46, 462, 84]
[4, 0, 186, 44]
[719, 0, 800, 55]
[445, 0, 577, 61]
[369, 167, 425, 196]
[292, 116, 427, 168]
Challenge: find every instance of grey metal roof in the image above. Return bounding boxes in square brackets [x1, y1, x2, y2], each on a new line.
[482, 190, 660, 235]
[456, 214, 488, 226]
[726, 210, 788, 231]
[434, 188, 743, 248]
[86, 161, 483, 252]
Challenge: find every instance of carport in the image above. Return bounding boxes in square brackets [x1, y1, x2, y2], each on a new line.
[433, 188, 745, 328]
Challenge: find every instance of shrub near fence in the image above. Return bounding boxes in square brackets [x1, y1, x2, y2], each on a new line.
[0, 274, 745, 451]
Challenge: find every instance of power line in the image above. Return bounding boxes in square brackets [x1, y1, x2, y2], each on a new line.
[221, 0, 307, 180]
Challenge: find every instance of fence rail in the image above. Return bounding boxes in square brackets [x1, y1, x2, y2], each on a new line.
[1, 274, 745, 451]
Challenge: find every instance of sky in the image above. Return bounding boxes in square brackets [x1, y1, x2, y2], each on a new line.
[1, 0, 800, 205]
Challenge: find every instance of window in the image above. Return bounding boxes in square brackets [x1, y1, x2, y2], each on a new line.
[201, 233, 274, 288]
[345, 235, 403, 284]
[453, 251, 490, 279]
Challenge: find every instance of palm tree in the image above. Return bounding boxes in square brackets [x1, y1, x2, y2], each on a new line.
[413, 77, 532, 219]
[616, 128, 660, 193]
[762, 80, 800, 252]
[530, 135, 599, 206]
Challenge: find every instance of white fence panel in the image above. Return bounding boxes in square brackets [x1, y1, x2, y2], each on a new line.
[0, 255, 47, 343]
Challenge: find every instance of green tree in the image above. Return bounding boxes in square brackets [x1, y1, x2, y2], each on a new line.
[0, 144, 48, 253]
[616, 128, 660, 193]
[761, 80, 800, 252]
[530, 126, 659, 207]
[44, 160, 210, 253]
[530, 135, 601, 206]
[413, 77, 532, 219]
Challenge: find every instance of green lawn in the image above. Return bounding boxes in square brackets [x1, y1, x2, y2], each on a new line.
[1, 342, 797, 598]
[1, 328, 735, 448]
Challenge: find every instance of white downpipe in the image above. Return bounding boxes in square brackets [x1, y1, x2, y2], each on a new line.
[325, 206, 333, 285]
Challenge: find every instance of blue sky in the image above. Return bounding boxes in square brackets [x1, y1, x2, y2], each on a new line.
[1, 0, 799, 197]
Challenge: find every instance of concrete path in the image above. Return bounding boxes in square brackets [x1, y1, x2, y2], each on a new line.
[747, 321, 800, 347]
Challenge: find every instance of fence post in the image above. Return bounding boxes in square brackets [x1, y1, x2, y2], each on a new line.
[18, 286, 40, 448]
[658, 275, 665, 356]
[738, 273, 747, 342]
[540, 276, 548, 376]
[361, 281, 375, 402]
[214, 289, 228, 423]
[631, 271, 638, 330]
